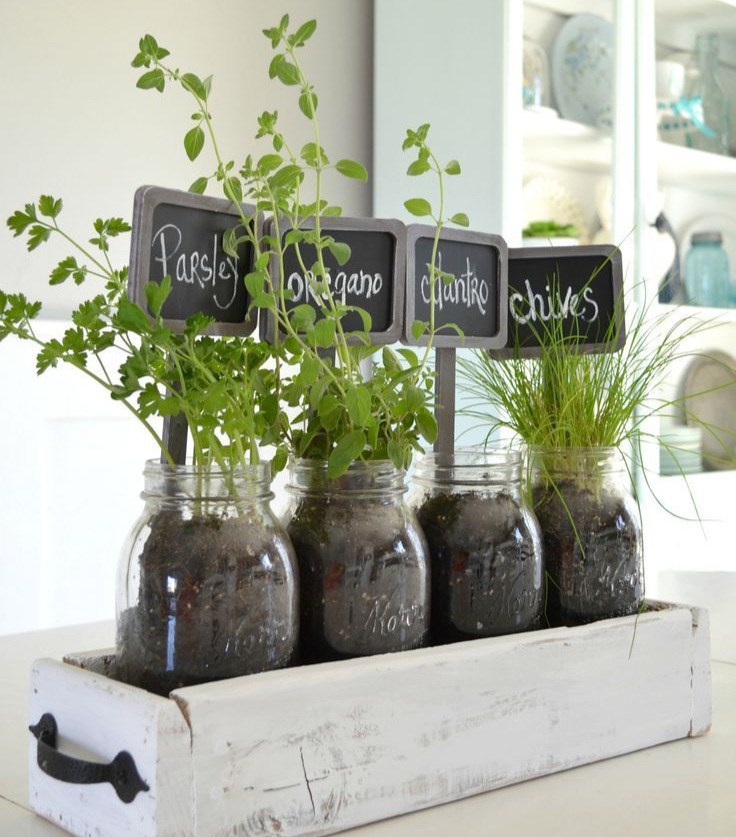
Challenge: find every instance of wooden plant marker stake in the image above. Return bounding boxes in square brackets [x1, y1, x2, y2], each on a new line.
[161, 379, 188, 466]
[434, 347, 457, 454]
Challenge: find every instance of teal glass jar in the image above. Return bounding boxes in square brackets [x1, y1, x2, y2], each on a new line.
[684, 232, 731, 307]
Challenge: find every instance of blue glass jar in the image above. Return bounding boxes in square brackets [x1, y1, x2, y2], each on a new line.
[684, 232, 731, 307]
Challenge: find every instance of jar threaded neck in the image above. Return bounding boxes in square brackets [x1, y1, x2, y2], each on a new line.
[413, 449, 522, 486]
[142, 460, 274, 502]
[286, 458, 407, 497]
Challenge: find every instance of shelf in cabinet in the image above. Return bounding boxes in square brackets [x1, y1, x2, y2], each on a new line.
[527, 0, 612, 18]
[523, 111, 612, 173]
[655, 301, 736, 326]
[656, 141, 736, 194]
[646, 468, 736, 512]
[655, 467, 736, 482]
[655, 0, 736, 44]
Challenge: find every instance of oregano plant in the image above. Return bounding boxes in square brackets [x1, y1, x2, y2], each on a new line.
[132, 17, 470, 477]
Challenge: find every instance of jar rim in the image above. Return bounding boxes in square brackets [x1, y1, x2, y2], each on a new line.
[527, 445, 620, 455]
[288, 456, 404, 473]
[142, 459, 274, 502]
[528, 445, 626, 475]
[413, 446, 522, 486]
[143, 459, 272, 477]
[416, 446, 522, 467]
[286, 457, 407, 497]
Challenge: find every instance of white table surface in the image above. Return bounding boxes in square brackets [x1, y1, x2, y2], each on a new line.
[1, 621, 735, 837]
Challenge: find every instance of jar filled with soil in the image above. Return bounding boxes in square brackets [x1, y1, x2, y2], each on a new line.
[283, 459, 430, 663]
[531, 447, 643, 626]
[116, 461, 299, 695]
[411, 449, 544, 643]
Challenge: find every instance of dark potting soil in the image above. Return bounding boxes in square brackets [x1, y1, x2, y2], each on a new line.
[286, 497, 430, 663]
[415, 490, 544, 643]
[117, 509, 298, 696]
[533, 480, 643, 626]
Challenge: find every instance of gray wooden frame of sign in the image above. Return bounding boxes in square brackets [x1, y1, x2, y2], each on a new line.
[403, 224, 508, 453]
[259, 216, 407, 346]
[128, 185, 260, 337]
[492, 244, 626, 359]
[403, 224, 509, 350]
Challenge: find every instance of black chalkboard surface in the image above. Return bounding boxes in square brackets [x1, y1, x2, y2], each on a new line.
[495, 245, 625, 356]
[404, 225, 508, 349]
[261, 216, 406, 345]
[129, 185, 258, 336]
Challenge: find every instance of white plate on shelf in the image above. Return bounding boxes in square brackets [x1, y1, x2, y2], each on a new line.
[678, 349, 736, 470]
[521, 176, 589, 243]
[681, 214, 736, 282]
[551, 13, 614, 127]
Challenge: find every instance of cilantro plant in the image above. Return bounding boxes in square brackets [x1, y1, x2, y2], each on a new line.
[132, 17, 469, 477]
[2, 198, 276, 473]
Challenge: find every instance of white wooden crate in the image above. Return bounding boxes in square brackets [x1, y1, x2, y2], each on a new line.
[28, 602, 711, 837]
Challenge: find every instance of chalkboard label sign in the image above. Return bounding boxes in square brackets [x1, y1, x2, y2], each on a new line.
[494, 245, 625, 357]
[261, 216, 406, 345]
[129, 185, 259, 336]
[404, 225, 508, 349]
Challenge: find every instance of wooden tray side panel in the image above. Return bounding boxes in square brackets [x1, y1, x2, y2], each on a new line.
[173, 606, 703, 837]
[688, 605, 712, 736]
[29, 658, 194, 837]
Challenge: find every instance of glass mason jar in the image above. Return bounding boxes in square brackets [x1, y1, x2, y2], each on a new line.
[283, 459, 430, 663]
[411, 449, 544, 643]
[684, 231, 731, 307]
[531, 447, 643, 626]
[684, 33, 731, 156]
[116, 461, 299, 695]
[523, 37, 550, 109]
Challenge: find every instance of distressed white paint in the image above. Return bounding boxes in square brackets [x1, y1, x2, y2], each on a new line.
[29, 604, 710, 837]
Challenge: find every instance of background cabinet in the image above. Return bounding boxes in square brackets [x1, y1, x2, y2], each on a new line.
[374, 0, 735, 660]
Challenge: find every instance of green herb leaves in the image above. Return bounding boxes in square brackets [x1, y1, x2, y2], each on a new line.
[3, 18, 471, 481]
[2, 196, 277, 472]
[335, 159, 368, 181]
[404, 198, 432, 218]
[184, 125, 205, 161]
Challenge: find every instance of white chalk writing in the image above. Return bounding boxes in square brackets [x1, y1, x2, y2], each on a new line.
[419, 252, 489, 316]
[151, 223, 240, 311]
[509, 280, 599, 326]
[286, 267, 383, 306]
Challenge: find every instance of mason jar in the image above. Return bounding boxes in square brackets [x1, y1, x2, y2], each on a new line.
[283, 459, 430, 662]
[684, 231, 731, 307]
[411, 449, 544, 643]
[116, 461, 299, 695]
[531, 446, 643, 626]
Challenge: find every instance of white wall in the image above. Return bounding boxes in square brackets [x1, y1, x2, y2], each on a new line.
[1, 0, 373, 315]
[0, 0, 372, 634]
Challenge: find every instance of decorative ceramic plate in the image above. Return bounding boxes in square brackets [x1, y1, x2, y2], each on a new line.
[521, 176, 589, 243]
[678, 349, 736, 470]
[551, 13, 614, 127]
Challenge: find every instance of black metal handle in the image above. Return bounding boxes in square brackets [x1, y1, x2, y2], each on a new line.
[29, 713, 149, 803]
[655, 211, 681, 304]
